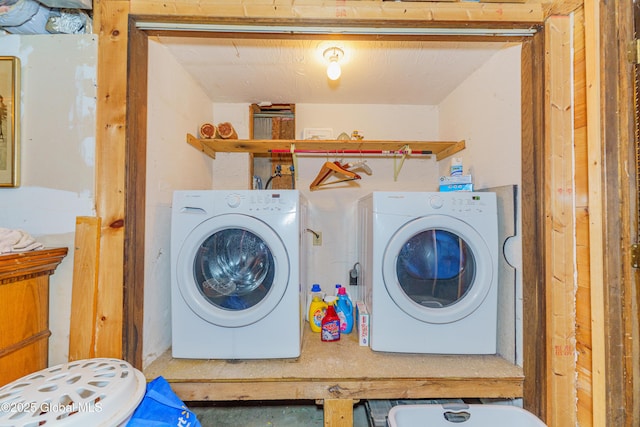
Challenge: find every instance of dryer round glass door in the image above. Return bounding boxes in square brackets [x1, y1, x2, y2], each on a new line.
[382, 214, 494, 324]
[176, 214, 290, 327]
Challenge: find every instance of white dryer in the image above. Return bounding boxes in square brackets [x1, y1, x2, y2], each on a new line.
[357, 191, 498, 354]
[171, 190, 306, 359]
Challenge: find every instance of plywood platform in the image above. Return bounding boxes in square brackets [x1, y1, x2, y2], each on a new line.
[144, 329, 524, 403]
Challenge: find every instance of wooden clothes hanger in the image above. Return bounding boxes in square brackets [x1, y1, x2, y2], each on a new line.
[309, 161, 361, 191]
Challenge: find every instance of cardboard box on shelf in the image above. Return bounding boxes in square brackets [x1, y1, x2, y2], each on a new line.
[439, 174, 473, 192]
[356, 301, 370, 347]
[439, 183, 474, 192]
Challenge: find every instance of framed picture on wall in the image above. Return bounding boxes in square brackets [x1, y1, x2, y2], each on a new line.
[0, 56, 20, 187]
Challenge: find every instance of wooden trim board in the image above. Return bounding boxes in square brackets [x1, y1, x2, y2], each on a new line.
[69, 216, 101, 361]
[520, 31, 547, 421]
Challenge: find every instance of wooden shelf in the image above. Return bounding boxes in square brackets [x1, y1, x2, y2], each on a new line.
[145, 329, 523, 402]
[187, 134, 465, 161]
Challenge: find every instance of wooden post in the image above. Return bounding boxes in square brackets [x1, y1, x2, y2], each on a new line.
[93, 0, 131, 359]
[583, 0, 607, 425]
[544, 14, 578, 427]
[323, 399, 353, 427]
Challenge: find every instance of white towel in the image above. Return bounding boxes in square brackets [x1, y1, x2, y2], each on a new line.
[0, 227, 44, 254]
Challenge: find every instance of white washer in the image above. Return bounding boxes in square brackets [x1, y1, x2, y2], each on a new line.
[357, 191, 498, 354]
[171, 190, 306, 359]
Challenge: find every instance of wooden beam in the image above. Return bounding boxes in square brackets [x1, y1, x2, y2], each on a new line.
[520, 31, 547, 421]
[169, 379, 523, 402]
[544, 14, 577, 427]
[94, 0, 131, 359]
[544, 0, 584, 16]
[123, 23, 150, 369]
[596, 0, 636, 424]
[571, 7, 595, 427]
[583, 0, 606, 424]
[128, 0, 545, 25]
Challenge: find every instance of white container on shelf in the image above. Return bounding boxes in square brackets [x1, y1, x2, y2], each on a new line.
[387, 403, 546, 427]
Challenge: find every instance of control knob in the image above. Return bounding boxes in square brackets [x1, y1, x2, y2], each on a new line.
[429, 195, 444, 209]
[226, 193, 242, 208]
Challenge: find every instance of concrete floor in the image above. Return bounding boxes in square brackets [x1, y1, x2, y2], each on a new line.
[189, 400, 371, 427]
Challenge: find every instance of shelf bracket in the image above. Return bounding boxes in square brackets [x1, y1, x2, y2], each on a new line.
[187, 133, 217, 159]
[393, 145, 411, 181]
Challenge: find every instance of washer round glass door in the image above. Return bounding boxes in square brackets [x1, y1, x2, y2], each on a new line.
[382, 215, 494, 324]
[176, 213, 289, 327]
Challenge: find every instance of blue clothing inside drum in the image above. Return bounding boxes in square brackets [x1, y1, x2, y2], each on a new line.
[399, 230, 463, 281]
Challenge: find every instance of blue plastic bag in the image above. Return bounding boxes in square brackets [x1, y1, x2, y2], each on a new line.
[127, 376, 201, 427]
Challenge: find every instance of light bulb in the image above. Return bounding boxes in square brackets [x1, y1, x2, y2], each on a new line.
[323, 47, 344, 81]
[327, 60, 341, 80]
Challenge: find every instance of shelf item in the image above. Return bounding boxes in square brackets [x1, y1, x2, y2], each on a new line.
[186, 134, 465, 161]
[217, 122, 238, 139]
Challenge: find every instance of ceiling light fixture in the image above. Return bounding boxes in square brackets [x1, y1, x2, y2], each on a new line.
[323, 47, 344, 81]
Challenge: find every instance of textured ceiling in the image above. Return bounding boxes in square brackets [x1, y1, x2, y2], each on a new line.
[155, 36, 509, 105]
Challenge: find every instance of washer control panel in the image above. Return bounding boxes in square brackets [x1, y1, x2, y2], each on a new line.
[224, 191, 296, 212]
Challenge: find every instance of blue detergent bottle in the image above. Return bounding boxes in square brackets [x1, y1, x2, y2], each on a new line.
[335, 286, 354, 334]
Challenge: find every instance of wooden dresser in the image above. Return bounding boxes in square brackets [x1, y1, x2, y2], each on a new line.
[0, 248, 68, 386]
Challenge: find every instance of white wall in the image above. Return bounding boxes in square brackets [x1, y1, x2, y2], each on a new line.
[143, 39, 215, 367]
[211, 103, 251, 190]
[439, 43, 523, 363]
[438, 44, 522, 189]
[0, 35, 97, 366]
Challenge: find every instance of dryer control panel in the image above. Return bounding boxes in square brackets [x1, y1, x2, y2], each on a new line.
[434, 193, 494, 215]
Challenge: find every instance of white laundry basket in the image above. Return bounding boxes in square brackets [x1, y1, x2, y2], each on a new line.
[0, 358, 146, 427]
[387, 403, 547, 427]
